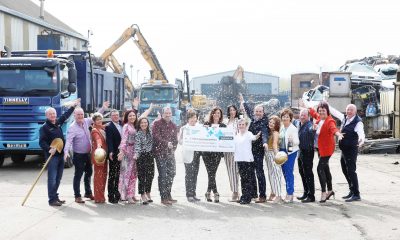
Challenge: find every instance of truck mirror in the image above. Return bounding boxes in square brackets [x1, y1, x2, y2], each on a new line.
[68, 83, 76, 93]
[191, 90, 195, 95]
[68, 68, 77, 83]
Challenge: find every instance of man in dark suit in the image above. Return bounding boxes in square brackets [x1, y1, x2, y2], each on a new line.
[105, 109, 123, 203]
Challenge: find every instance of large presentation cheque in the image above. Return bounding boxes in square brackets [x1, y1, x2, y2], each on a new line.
[182, 126, 235, 152]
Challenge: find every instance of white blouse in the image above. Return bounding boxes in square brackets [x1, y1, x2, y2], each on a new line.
[234, 131, 257, 162]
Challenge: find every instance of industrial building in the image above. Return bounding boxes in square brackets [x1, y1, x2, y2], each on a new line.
[291, 73, 320, 107]
[190, 69, 280, 100]
[0, 0, 87, 51]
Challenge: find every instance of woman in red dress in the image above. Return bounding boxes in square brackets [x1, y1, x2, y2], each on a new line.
[91, 112, 108, 203]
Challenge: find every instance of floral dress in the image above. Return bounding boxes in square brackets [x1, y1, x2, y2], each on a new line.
[118, 123, 137, 200]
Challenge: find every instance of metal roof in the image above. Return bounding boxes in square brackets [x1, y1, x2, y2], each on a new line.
[192, 69, 279, 80]
[0, 0, 86, 41]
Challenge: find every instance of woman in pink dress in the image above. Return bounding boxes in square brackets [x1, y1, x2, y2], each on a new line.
[118, 105, 153, 204]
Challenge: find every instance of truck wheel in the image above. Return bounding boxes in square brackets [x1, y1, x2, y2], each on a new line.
[11, 154, 26, 164]
[64, 151, 74, 168]
[0, 155, 4, 167]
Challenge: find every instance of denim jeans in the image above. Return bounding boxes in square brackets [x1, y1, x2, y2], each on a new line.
[47, 154, 64, 203]
[72, 153, 93, 198]
[282, 150, 298, 195]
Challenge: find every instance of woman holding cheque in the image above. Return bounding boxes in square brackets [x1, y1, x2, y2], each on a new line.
[178, 110, 202, 202]
[202, 107, 226, 203]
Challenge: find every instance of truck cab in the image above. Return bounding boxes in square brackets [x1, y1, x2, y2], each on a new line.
[0, 50, 125, 167]
[0, 54, 77, 166]
[137, 81, 182, 126]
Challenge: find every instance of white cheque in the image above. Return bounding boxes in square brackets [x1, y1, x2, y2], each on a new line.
[182, 126, 235, 152]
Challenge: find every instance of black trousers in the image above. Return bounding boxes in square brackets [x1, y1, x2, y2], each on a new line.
[184, 152, 201, 197]
[317, 154, 332, 193]
[137, 152, 155, 195]
[251, 150, 266, 198]
[107, 155, 121, 202]
[202, 152, 221, 193]
[341, 147, 360, 196]
[72, 153, 92, 198]
[298, 148, 315, 198]
[238, 161, 256, 203]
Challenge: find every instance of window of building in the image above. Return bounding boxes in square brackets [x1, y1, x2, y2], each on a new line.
[299, 81, 311, 88]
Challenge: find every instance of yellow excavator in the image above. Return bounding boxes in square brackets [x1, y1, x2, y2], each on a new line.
[99, 24, 184, 124]
[217, 65, 247, 112]
[100, 24, 167, 83]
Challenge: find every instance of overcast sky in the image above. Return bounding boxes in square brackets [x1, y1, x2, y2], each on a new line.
[41, 0, 399, 84]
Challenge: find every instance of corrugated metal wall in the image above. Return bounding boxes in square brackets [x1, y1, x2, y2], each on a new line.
[379, 90, 394, 115]
[0, 12, 5, 49]
[0, 12, 85, 51]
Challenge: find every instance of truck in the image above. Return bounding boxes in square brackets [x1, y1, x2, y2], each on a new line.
[137, 80, 183, 126]
[0, 49, 125, 167]
[106, 24, 184, 125]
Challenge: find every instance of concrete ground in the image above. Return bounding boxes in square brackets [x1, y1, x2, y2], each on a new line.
[0, 149, 399, 240]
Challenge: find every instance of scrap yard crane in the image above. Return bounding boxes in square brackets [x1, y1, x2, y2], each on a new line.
[100, 24, 167, 83]
[217, 65, 247, 112]
[100, 24, 183, 124]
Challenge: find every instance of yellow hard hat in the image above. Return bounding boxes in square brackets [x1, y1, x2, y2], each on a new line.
[274, 151, 288, 165]
[94, 148, 106, 165]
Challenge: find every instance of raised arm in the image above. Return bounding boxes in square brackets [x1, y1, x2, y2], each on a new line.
[139, 103, 154, 119]
[57, 106, 75, 126]
[87, 101, 109, 125]
[329, 105, 344, 121]
[309, 107, 320, 121]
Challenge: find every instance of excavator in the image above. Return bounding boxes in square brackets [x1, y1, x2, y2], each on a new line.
[217, 65, 248, 113]
[99, 24, 182, 124]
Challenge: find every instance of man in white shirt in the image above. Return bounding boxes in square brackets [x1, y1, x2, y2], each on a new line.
[330, 104, 365, 202]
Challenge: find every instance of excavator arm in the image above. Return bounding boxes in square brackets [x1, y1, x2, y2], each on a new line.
[100, 24, 167, 83]
[131, 25, 167, 81]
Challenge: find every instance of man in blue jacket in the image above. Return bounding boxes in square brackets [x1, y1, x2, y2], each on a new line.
[39, 99, 79, 206]
[240, 94, 269, 203]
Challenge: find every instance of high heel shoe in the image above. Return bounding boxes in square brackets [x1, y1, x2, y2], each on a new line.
[205, 192, 212, 202]
[214, 192, 220, 203]
[141, 194, 148, 205]
[326, 191, 335, 200]
[319, 192, 327, 203]
[228, 192, 239, 202]
[146, 193, 153, 203]
[267, 193, 276, 202]
[284, 195, 293, 203]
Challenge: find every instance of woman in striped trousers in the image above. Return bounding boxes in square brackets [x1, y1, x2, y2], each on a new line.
[223, 105, 240, 202]
[264, 116, 283, 203]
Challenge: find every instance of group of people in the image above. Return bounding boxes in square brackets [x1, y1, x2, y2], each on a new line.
[39, 94, 365, 207]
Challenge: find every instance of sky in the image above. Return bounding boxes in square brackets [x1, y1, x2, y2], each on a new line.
[40, 0, 399, 85]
